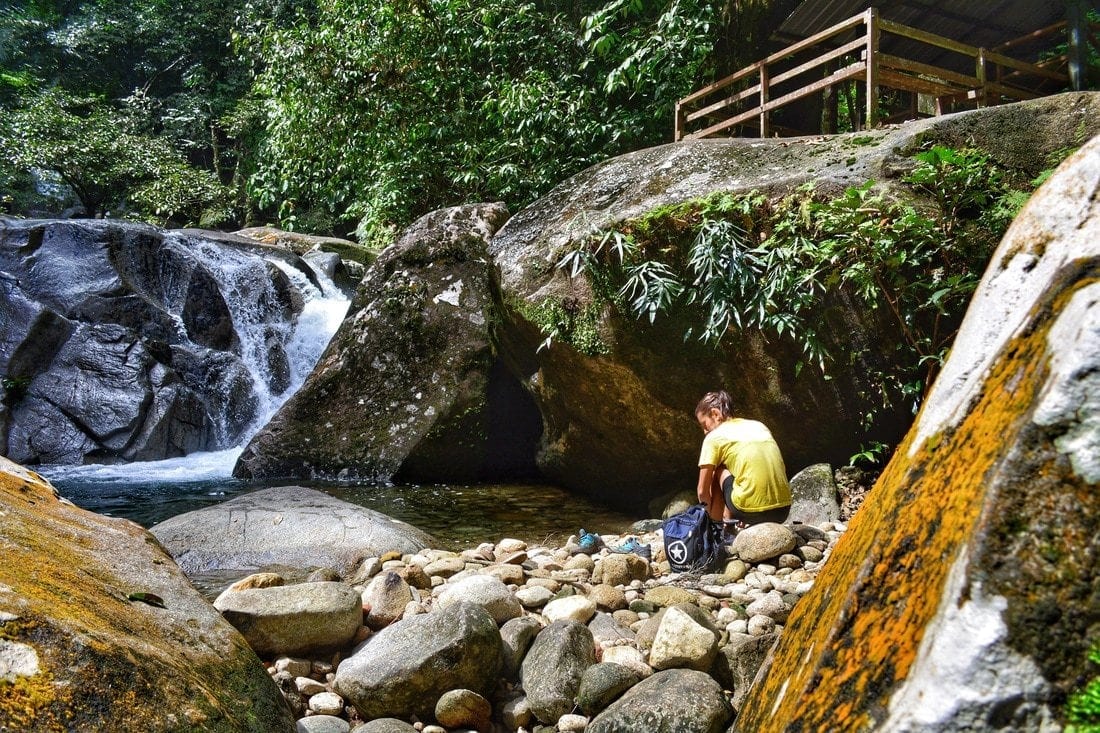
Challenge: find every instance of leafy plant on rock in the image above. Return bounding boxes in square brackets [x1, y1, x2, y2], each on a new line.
[542, 146, 1034, 465]
[1067, 642, 1100, 732]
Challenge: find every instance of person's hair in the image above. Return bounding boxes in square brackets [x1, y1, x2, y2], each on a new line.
[695, 390, 733, 419]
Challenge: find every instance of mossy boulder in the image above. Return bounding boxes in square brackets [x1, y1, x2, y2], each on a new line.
[733, 137, 1100, 730]
[234, 225, 374, 261]
[489, 92, 1100, 508]
[233, 203, 536, 483]
[0, 456, 294, 732]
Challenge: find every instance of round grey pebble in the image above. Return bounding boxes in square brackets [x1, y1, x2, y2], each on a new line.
[351, 719, 417, 733]
[297, 715, 350, 733]
[309, 691, 345, 716]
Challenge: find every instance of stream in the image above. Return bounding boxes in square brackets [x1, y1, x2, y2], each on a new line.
[36, 239, 640, 550]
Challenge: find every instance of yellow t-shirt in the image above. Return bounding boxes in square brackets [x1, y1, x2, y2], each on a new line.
[699, 418, 790, 512]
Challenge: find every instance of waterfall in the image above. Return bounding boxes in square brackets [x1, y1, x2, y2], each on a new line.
[39, 240, 351, 487]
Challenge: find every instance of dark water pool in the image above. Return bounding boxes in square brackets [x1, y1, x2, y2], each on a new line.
[51, 475, 645, 551]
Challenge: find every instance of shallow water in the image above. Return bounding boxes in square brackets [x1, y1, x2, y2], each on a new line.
[47, 468, 644, 552]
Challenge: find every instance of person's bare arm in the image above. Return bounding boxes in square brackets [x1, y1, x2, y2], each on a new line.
[697, 464, 715, 504]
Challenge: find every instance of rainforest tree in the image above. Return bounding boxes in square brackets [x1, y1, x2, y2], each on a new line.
[0, 0, 278, 223]
[245, 0, 724, 245]
[2, 0, 761, 232]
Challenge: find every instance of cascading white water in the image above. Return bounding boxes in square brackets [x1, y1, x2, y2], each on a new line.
[40, 246, 351, 486]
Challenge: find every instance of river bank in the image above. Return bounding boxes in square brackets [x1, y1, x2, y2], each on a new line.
[208, 517, 846, 732]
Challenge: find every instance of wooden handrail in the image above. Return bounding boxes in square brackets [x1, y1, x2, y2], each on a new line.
[685, 62, 865, 140]
[878, 18, 979, 58]
[674, 7, 1075, 141]
[684, 84, 761, 124]
[983, 48, 1073, 82]
[994, 20, 1066, 52]
[878, 54, 979, 90]
[770, 37, 867, 87]
[678, 63, 761, 107]
[758, 12, 867, 67]
[680, 12, 866, 109]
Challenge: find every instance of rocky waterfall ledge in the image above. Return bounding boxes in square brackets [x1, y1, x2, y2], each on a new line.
[0, 218, 346, 466]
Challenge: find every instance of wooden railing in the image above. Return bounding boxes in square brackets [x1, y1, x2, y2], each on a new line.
[675, 8, 1082, 140]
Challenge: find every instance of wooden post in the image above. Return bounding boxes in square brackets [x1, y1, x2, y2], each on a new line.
[865, 7, 880, 129]
[823, 59, 838, 134]
[976, 48, 988, 107]
[674, 101, 685, 141]
[1067, 0, 1088, 91]
[760, 63, 770, 138]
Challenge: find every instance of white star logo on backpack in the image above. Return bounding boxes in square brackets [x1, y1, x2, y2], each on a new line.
[668, 540, 688, 565]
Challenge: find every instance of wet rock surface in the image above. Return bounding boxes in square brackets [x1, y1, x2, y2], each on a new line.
[0, 218, 320, 464]
[233, 202, 536, 484]
[151, 485, 437, 576]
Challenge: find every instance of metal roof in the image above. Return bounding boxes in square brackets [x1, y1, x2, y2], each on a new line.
[774, 0, 1099, 74]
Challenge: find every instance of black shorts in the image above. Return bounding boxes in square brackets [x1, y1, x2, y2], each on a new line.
[722, 474, 790, 524]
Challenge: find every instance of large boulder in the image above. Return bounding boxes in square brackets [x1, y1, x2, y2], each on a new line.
[520, 620, 597, 723]
[734, 138, 1100, 730]
[786, 463, 841, 526]
[488, 93, 1100, 508]
[212, 581, 362, 658]
[333, 602, 502, 720]
[150, 485, 436, 576]
[710, 632, 778, 711]
[0, 218, 323, 464]
[0, 456, 294, 731]
[587, 668, 732, 733]
[233, 202, 541, 483]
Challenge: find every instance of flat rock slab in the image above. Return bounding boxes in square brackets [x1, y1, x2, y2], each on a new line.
[151, 486, 437, 576]
[214, 581, 362, 658]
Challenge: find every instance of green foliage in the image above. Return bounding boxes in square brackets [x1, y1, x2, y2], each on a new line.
[905, 145, 1005, 235]
[849, 440, 890, 467]
[2, 0, 734, 234]
[1067, 642, 1100, 731]
[246, 0, 720, 244]
[0, 0, 283, 224]
[0, 89, 232, 224]
[1, 374, 31, 407]
[521, 298, 609, 357]
[1029, 145, 1081, 189]
[549, 146, 1035, 465]
[582, 0, 718, 99]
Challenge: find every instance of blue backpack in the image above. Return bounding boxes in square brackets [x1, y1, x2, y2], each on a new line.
[662, 504, 723, 573]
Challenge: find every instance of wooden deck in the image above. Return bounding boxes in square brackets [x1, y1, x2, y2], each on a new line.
[675, 8, 1097, 140]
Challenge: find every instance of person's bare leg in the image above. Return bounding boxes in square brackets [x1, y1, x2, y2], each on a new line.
[718, 468, 735, 522]
[705, 470, 726, 521]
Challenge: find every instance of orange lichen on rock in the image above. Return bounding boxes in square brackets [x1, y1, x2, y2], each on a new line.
[730, 260, 1100, 726]
[0, 457, 294, 732]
